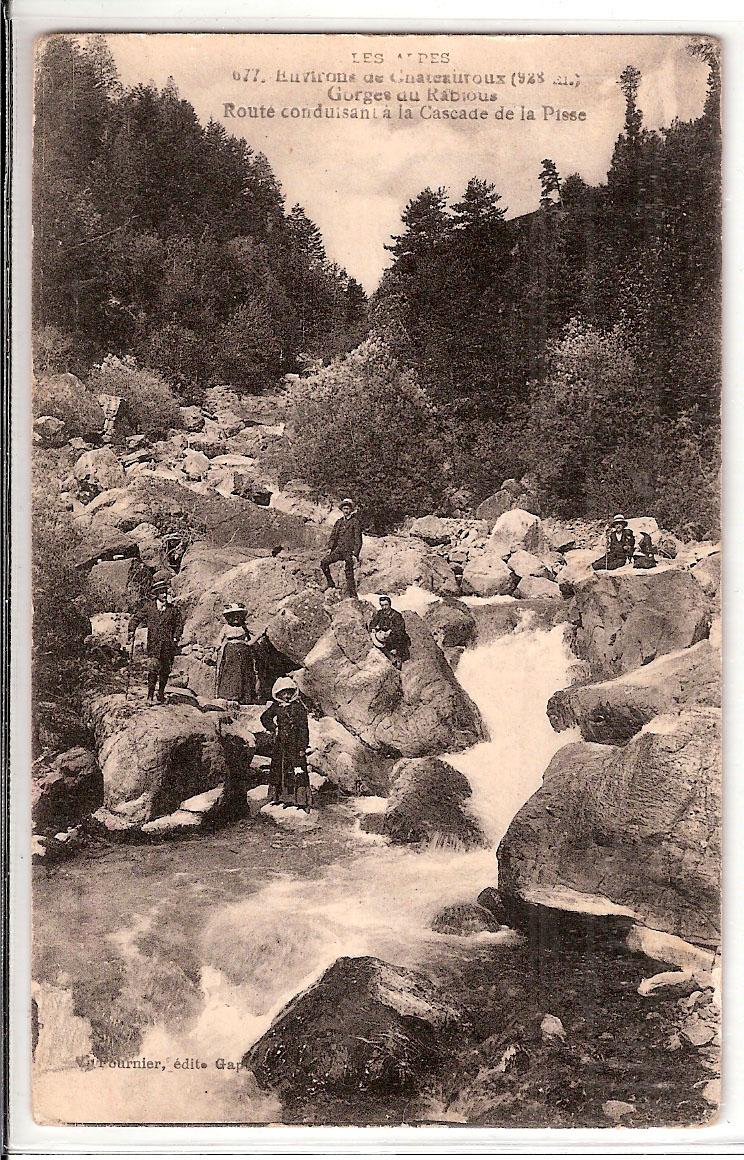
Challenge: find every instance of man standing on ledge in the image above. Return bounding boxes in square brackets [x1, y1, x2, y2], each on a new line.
[321, 498, 363, 597]
[128, 570, 183, 705]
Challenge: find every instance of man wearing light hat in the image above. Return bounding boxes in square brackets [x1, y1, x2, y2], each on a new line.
[592, 514, 636, 572]
[320, 498, 363, 597]
[127, 569, 184, 704]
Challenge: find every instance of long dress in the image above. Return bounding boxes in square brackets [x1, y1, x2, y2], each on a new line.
[260, 697, 310, 801]
[215, 628, 257, 703]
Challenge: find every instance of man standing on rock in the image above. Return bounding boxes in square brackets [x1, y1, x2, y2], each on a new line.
[320, 498, 363, 597]
[128, 570, 184, 705]
[368, 594, 410, 670]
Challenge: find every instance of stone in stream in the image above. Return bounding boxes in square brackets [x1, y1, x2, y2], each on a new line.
[569, 567, 710, 680]
[371, 756, 485, 848]
[547, 638, 720, 744]
[461, 553, 517, 597]
[299, 600, 485, 758]
[430, 902, 501, 935]
[498, 706, 721, 945]
[515, 576, 562, 601]
[421, 598, 476, 650]
[245, 956, 465, 1100]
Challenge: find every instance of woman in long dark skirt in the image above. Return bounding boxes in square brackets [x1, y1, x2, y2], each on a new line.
[259, 677, 312, 810]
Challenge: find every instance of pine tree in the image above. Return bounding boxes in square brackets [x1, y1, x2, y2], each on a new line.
[451, 177, 505, 230]
[538, 158, 562, 208]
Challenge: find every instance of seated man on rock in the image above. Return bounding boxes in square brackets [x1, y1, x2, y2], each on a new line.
[128, 569, 183, 705]
[320, 498, 363, 597]
[592, 514, 635, 572]
[368, 594, 411, 670]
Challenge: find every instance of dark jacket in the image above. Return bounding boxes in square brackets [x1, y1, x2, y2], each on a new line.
[369, 607, 410, 657]
[604, 527, 635, 566]
[128, 600, 183, 659]
[260, 697, 310, 792]
[328, 512, 363, 559]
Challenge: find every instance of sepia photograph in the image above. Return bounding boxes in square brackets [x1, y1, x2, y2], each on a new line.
[26, 31, 721, 1129]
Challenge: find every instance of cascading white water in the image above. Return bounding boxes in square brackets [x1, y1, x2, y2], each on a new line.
[34, 609, 580, 1124]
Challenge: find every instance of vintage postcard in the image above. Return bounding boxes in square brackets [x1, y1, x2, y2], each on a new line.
[26, 31, 720, 1129]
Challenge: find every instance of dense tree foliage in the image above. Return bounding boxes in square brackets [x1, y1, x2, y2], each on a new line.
[33, 35, 367, 394]
[367, 46, 720, 535]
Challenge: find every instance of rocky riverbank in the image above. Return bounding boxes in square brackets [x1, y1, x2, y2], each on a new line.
[32, 378, 721, 1125]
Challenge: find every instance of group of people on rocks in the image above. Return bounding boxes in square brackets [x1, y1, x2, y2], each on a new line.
[592, 514, 659, 572]
[126, 499, 410, 810]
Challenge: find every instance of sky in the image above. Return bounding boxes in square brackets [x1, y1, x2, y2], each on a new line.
[106, 33, 710, 292]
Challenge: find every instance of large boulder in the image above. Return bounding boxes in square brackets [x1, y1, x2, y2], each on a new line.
[507, 549, 554, 581]
[475, 490, 514, 527]
[83, 694, 255, 828]
[498, 706, 721, 944]
[181, 552, 321, 647]
[269, 481, 333, 524]
[245, 956, 464, 1100]
[488, 509, 548, 560]
[375, 756, 485, 847]
[570, 568, 710, 679]
[421, 598, 476, 650]
[299, 601, 484, 757]
[75, 523, 139, 570]
[308, 716, 394, 795]
[461, 553, 517, 597]
[357, 535, 459, 597]
[87, 557, 150, 613]
[406, 515, 486, 547]
[264, 587, 335, 665]
[515, 576, 562, 601]
[32, 747, 103, 834]
[548, 639, 721, 744]
[73, 487, 151, 533]
[73, 447, 125, 492]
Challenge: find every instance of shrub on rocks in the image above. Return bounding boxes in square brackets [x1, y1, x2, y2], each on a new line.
[87, 356, 181, 441]
[33, 373, 105, 441]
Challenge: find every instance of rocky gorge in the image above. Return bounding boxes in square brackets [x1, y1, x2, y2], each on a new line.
[31, 377, 722, 1127]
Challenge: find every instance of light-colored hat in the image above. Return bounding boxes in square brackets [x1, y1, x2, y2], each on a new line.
[612, 514, 628, 525]
[223, 603, 247, 618]
[340, 498, 355, 509]
[272, 676, 298, 700]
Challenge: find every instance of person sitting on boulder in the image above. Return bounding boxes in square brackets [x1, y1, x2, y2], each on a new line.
[128, 570, 183, 705]
[632, 530, 658, 570]
[260, 677, 312, 811]
[592, 514, 635, 572]
[320, 498, 362, 598]
[215, 604, 258, 706]
[368, 594, 410, 670]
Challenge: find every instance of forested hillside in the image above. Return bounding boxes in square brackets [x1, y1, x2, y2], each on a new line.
[290, 46, 720, 537]
[32, 35, 367, 391]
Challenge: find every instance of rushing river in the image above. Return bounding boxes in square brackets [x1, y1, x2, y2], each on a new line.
[33, 612, 577, 1124]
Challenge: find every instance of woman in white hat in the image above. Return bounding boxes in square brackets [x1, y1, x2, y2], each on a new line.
[215, 604, 257, 704]
[592, 514, 636, 571]
[259, 677, 311, 809]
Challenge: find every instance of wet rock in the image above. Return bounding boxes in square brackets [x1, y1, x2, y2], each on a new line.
[548, 639, 720, 744]
[431, 903, 501, 935]
[461, 553, 517, 597]
[300, 601, 484, 758]
[34, 415, 67, 446]
[476, 887, 509, 925]
[84, 694, 255, 829]
[422, 598, 476, 650]
[376, 757, 484, 847]
[245, 956, 464, 1099]
[570, 568, 710, 680]
[358, 535, 459, 597]
[498, 707, 721, 944]
[73, 447, 125, 492]
[32, 747, 103, 834]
